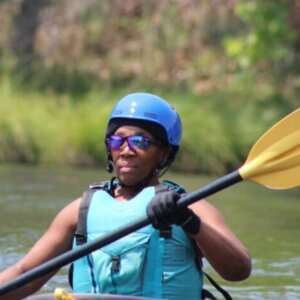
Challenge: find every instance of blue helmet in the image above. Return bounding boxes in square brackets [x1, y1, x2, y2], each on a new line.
[107, 92, 182, 147]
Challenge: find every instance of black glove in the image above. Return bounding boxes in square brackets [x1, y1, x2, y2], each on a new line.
[146, 190, 201, 235]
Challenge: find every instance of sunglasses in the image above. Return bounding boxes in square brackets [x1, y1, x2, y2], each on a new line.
[106, 135, 158, 151]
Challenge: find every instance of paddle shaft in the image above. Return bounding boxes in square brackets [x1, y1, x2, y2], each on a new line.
[0, 170, 242, 295]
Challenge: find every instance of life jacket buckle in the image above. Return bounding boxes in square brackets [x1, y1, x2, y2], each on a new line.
[111, 256, 121, 273]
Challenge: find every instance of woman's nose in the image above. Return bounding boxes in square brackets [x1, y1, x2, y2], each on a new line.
[119, 140, 135, 154]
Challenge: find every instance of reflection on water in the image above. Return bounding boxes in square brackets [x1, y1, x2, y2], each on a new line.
[0, 164, 300, 299]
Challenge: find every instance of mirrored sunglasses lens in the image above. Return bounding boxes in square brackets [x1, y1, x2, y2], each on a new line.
[108, 136, 123, 150]
[128, 136, 150, 149]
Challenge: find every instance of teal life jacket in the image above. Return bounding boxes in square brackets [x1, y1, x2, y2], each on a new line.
[71, 180, 203, 300]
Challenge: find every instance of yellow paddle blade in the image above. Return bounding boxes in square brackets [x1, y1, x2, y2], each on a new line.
[239, 108, 300, 189]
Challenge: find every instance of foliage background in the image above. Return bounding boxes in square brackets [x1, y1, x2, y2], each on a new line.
[0, 0, 299, 174]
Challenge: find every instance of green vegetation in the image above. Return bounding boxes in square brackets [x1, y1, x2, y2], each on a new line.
[0, 1, 299, 174]
[0, 74, 110, 167]
[0, 72, 282, 174]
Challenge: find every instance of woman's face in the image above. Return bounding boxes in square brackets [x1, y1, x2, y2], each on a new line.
[109, 125, 167, 187]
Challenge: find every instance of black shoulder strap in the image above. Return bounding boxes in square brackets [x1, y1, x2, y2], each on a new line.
[74, 189, 95, 245]
[74, 181, 110, 245]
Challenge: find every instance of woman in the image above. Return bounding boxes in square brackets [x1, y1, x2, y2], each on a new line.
[0, 93, 251, 300]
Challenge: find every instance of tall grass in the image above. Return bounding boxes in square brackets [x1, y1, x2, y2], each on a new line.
[0, 76, 112, 168]
[0, 75, 279, 174]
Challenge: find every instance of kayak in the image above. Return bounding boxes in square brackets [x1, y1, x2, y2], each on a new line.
[25, 293, 153, 300]
[23, 288, 154, 300]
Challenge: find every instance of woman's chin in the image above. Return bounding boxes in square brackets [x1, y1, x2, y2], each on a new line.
[116, 168, 156, 187]
[117, 172, 139, 187]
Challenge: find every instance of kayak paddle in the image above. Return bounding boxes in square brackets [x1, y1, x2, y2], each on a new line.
[0, 108, 300, 295]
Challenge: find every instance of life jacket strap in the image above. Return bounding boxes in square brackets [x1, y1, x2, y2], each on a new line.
[203, 272, 233, 300]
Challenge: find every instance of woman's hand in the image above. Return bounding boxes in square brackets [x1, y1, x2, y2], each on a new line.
[146, 190, 201, 235]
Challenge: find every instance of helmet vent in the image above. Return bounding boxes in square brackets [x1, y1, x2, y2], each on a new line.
[144, 112, 157, 119]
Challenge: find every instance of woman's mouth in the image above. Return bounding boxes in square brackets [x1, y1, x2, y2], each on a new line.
[118, 164, 137, 173]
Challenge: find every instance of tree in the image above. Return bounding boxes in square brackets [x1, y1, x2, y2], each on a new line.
[224, 0, 299, 110]
[11, 0, 51, 69]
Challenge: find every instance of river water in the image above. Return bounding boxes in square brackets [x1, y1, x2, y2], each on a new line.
[0, 164, 300, 299]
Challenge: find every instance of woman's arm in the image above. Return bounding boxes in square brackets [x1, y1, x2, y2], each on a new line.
[190, 200, 252, 281]
[0, 198, 81, 300]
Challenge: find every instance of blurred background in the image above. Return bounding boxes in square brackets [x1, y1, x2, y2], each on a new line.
[1, 0, 299, 173]
[0, 1, 300, 299]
